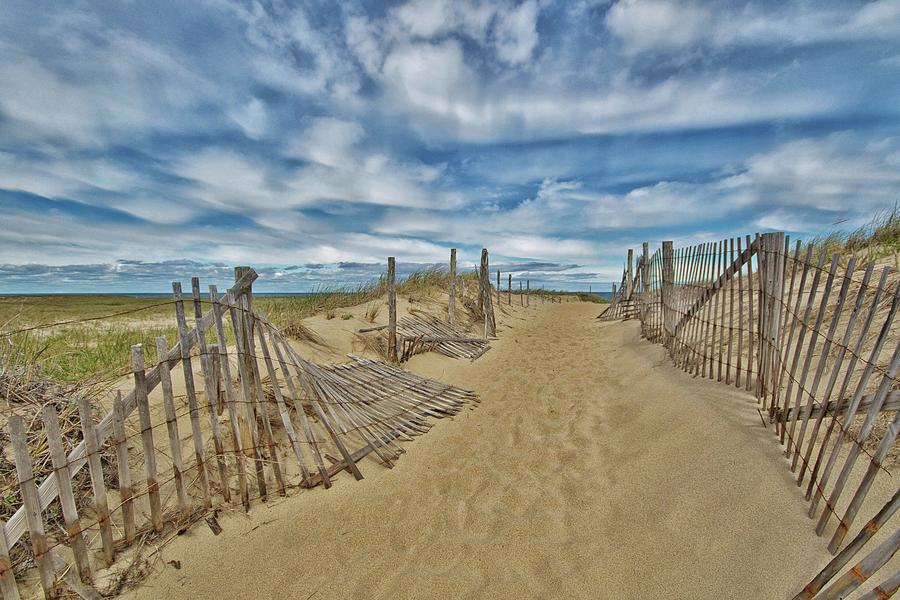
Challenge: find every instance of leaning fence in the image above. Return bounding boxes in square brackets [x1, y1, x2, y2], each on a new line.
[0, 245, 520, 599]
[601, 232, 899, 598]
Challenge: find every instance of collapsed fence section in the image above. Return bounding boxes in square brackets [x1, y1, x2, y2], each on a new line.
[602, 232, 900, 596]
[0, 266, 479, 599]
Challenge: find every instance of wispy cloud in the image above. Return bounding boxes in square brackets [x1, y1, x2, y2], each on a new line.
[0, 0, 898, 291]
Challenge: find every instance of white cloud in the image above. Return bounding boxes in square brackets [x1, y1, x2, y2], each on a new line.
[229, 98, 268, 139]
[286, 118, 365, 168]
[606, 0, 709, 55]
[382, 40, 479, 120]
[492, 0, 540, 64]
[605, 0, 900, 56]
[0, 21, 214, 148]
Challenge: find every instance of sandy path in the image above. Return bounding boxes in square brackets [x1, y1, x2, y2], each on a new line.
[124, 301, 838, 599]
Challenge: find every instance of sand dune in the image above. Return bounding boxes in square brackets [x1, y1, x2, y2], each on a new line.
[122, 301, 885, 599]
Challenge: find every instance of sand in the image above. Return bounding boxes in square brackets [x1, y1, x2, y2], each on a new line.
[120, 301, 885, 599]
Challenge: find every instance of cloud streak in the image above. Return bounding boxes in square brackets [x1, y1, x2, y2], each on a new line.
[0, 0, 898, 291]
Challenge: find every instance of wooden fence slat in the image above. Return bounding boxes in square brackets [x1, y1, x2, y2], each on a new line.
[675, 245, 693, 369]
[76, 398, 114, 564]
[682, 245, 701, 367]
[735, 237, 745, 388]
[0, 517, 21, 600]
[132, 345, 163, 533]
[110, 395, 136, 544]
[695, 243, 713, 376]
[387, 257, 397, 362]
[765, 233, 787, 411]
[41, 407, 92, 583]
[172, 281, 212, 508]
[8, 416, 56, 597]
[856, 571, 900, 600]
[717, 240, 728, 382]
[744, 235, 755, 391]
[708, 241, 723, 378]
[449, 249, 456, 324]
[775, 241, 804, 409]
[209, 285, 250, 509]
[154, 337, 190, 515]
[726, 238, 736, 384]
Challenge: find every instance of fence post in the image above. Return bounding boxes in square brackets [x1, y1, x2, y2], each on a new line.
[758, 232, 786, 401]
[661, 241, 675, 345]
[627, 248, 634, 299]
[479, 249, 496, 336]
[526, 280, 530, 306]
[508, 273, 512, 305]
[0, 517, 19, 600]
[497, 269, 501, 307]
[448, 249, 456, 325]
[641, 241, 650, 325]
[387, 256, 397, 362]
[233, 266, 258, 486]
[8, 416, 56, 597]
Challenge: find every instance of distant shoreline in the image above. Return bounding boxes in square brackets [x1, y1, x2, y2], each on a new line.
[1, 290, 614, 299]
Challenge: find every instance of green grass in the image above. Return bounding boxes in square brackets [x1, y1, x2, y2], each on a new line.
[808, 208, 900, 261]
[0, 268, 482, 383]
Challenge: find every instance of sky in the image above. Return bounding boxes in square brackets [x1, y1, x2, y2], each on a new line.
[1, 0, 899, 293]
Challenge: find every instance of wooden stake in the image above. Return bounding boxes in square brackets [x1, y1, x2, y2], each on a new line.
[0, 517, 20, 600]
[110, 395, 136, 544]
[8, 416, 56, 598]
[387, 257, 397, 362]
[132, 345, 163, 533]
[76, 398, 114, 564]
[449, 249, 456, 324]
[42, 406, 92, 583]
[154, 337, 189, 515]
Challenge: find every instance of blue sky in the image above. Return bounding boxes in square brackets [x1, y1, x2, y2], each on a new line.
[1, 0, 899, 293]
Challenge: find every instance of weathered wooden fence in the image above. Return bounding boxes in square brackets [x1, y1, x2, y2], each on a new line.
[602, 232, 900, 597]
[0, 266, 480, 599]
